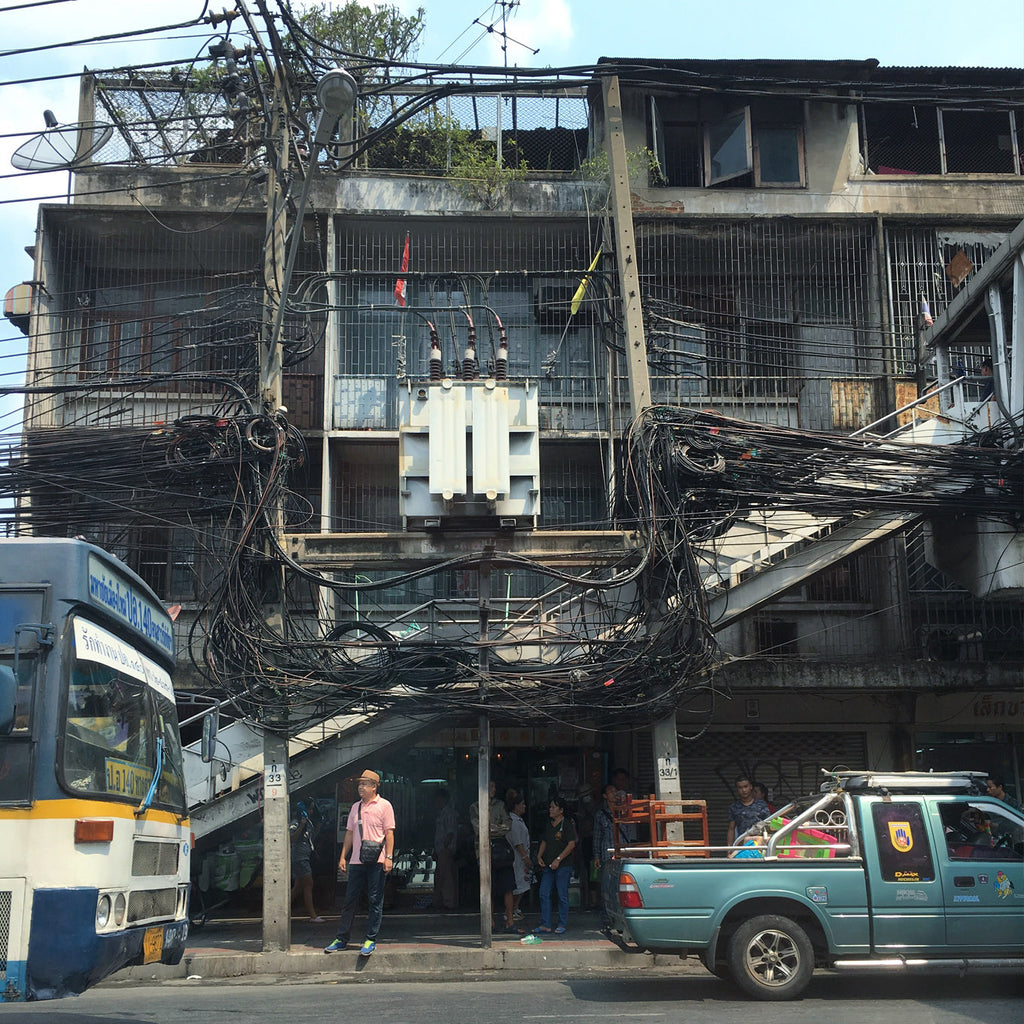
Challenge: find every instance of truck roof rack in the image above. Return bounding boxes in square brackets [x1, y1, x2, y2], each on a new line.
[821, 770, 988, 794]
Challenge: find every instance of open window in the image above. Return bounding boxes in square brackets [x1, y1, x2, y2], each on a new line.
[650, 97, 702, 187]
[704, 106, 752, 185]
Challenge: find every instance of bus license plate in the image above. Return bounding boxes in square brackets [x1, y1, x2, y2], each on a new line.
[143, 926, 164, 964]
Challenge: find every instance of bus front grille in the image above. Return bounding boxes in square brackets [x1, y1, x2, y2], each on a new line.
[127, 888, 177, 923]
[132, 841, 180, 876]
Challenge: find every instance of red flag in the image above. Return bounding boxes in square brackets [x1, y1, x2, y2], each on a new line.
[394, 233, 409, 307]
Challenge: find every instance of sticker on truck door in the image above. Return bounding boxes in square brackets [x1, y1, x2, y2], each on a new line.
[888, 821, 913, 853]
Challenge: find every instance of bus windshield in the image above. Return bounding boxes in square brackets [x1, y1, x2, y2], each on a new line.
[61, 617, 186, 815]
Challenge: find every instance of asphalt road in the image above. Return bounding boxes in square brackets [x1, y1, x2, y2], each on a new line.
[1, 971, 1021, 1023]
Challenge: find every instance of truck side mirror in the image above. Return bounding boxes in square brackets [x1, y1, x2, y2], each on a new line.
[0, 665, 16, 735]
[200, 711, 218, 763]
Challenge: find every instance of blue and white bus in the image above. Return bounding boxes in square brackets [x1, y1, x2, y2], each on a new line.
[0, 538, 190, 1001]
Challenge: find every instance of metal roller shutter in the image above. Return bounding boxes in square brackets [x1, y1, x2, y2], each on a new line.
[673, 731, 867, 846]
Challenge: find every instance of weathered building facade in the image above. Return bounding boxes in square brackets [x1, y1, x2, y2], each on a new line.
[6, 57, 1023, 853]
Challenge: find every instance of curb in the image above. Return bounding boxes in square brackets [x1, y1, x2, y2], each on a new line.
[110, 944, 702, 984]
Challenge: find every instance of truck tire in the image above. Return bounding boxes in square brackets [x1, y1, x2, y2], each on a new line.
[727, 914, 814, 1000]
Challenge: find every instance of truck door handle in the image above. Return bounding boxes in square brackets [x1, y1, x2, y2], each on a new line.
[953, 876, 975, 887]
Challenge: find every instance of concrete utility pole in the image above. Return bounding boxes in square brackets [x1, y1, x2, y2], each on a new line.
[602, 74, 683, 821]
[259, 68, 291, 953]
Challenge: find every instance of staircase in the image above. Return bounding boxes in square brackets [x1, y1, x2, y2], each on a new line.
[183, 709, 440, 840]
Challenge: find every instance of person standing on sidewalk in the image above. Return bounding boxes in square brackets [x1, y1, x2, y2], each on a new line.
[592, 783, 619, 932]
[534, 796, 576, 935]
[432, 787, 458, 912]
[289, 801, 323, 923]
[325, 769, 395, 957]
[507, 790, 532, 925]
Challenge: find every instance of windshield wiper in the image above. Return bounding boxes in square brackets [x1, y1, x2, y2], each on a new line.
[135, 736, 164, 816]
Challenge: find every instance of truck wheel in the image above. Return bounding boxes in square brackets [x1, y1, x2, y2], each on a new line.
[727, 914, 814, 1000]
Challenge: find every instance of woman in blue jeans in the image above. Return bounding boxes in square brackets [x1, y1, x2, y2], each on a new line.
[533, 796, 577, 934]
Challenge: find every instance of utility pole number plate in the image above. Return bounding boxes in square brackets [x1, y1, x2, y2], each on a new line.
[265, 763, 287, 799]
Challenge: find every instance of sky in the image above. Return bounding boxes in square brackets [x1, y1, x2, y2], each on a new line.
[1, 0, 1022, 426]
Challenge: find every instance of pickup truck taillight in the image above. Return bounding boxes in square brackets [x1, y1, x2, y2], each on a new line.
[618, 872, 643, 909]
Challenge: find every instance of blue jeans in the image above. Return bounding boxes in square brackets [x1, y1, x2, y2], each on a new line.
[538, 863, 572, 930]
[335, 862, 386, 943]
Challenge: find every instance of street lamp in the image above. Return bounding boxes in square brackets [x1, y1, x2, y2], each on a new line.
[314, 67, 358, 146]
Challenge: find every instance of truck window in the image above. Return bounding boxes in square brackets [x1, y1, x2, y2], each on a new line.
[871, 801, 934, 882]
[939, 801, 1024, 862]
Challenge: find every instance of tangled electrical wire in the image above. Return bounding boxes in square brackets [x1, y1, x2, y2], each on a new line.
[623, 407, 1023, 539]
[4, 393, 1022, 733]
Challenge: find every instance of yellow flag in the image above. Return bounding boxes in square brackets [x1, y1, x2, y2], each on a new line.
[570, 249, 602, 316]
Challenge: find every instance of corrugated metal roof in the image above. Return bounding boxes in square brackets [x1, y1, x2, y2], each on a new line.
[595, 57, 1024, 91]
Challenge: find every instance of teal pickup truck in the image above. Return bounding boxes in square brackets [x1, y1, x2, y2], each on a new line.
[604, 771, 1024, 1000]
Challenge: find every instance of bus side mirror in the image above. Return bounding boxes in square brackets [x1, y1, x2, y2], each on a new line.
[0, 665, 16, 735]
[200, 712, 218, 763]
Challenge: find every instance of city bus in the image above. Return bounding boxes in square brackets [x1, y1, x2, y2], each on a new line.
[0, 538, 190, 1001]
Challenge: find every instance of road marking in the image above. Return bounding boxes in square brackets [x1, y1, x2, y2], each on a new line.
[522, 1016, 665, 1020]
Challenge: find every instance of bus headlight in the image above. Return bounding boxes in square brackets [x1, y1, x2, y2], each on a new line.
[96, 894, 112, 930]
[114, 892, 127, 926]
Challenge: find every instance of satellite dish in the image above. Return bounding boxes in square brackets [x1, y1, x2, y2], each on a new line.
[11, 118, 114, 171]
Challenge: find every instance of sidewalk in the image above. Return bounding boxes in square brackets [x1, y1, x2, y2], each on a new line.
[110, 907, 704, 985]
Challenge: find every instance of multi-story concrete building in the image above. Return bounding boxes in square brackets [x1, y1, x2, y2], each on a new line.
[5, 57, 1022, 872]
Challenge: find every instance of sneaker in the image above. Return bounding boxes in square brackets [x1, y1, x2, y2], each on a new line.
[359, 939, 376, 956]
[310, 916, 324, 923]
[324, 938, 348, 953]
[512, 909, 523, 921]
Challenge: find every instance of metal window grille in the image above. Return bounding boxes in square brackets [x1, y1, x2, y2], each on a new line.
[538, 442, 607, 529]
[905, 524, 1024, 664]
[635, 219, 882, 422]
[884, 225, 1006, 374]
[31, 215, 298, 431]
[335, 441, 400, 532]
[332, 218, 607, 433]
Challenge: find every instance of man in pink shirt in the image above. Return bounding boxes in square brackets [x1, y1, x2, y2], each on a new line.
[324, 768, 396, 956]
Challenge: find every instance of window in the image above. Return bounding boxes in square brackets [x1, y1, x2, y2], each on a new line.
[863, 103, 1021, 175]
[131, 526, 196, 601]
[872, 801, 935, 882]
[649, 103, 805, 189]
[705, 107, 753, 186]
[939, 801, 1023, 862]
[754, 617, 799, 657]
[62, 623, 185, 812]
[941, 109, 1020, 174]
[649, 98, 702, 187]
[754, 126, 805, 186]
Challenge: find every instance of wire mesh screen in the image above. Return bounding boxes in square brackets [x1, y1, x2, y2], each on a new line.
[862, 103, 1022, 176]
[332, 217, 607, 431]
[362, 91, 589, 174]
[634, 218, 883, 427]
[884, 224, 1007, 374]
[91, 77, 254, 166]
